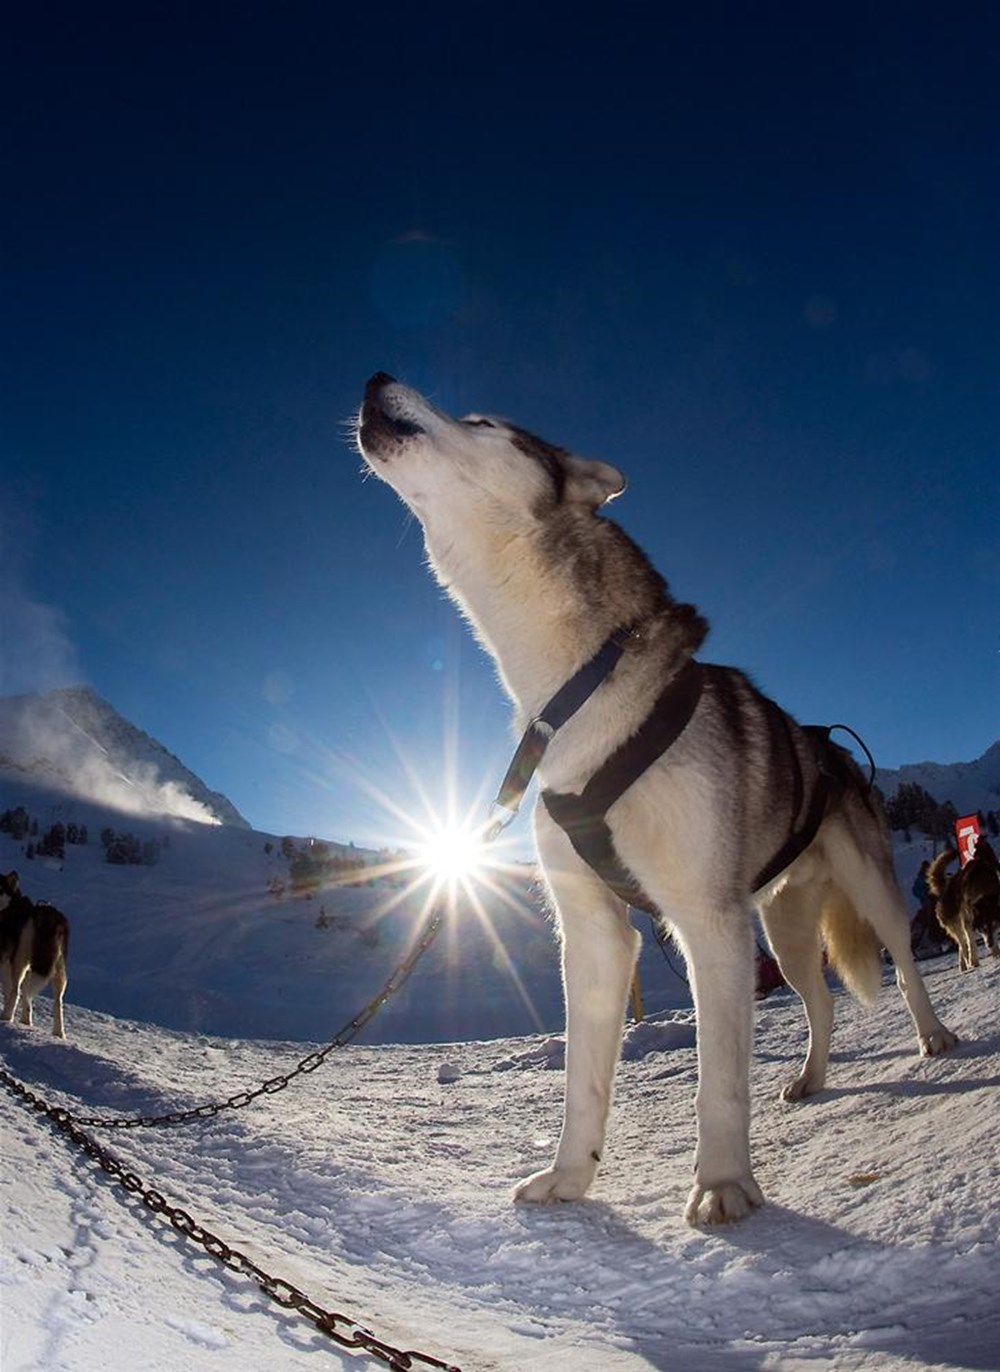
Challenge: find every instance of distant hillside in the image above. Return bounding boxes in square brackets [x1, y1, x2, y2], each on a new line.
[877, 740, 1000, 818]
[0, 686, 249, 828]
[0, 766, 694, 1043]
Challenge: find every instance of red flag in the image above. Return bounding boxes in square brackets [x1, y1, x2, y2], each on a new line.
[954, 814, 981, 867]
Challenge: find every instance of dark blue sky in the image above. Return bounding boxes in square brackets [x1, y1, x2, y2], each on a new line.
[3, 2, 997, 847]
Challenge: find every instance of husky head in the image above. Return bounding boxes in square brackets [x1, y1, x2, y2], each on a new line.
[0, 870, 19, 912]
[355, 371, 706, 711]
[356, 373, 626, 535]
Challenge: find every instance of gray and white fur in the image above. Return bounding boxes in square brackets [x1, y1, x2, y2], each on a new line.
[355, 373, 957, 1225]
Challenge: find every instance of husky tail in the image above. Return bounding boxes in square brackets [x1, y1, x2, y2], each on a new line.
[926, 849, 959, 898]
[820, 889, 883, 1005]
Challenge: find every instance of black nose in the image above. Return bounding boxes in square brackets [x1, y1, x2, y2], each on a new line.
[366, 371, 396, 395]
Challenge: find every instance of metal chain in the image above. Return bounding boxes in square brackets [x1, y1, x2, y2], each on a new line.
[0, 1067, 461, 1371]
[68, 908, 444, 1130]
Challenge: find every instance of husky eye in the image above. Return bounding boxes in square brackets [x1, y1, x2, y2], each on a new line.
[462, 416, 495, 428]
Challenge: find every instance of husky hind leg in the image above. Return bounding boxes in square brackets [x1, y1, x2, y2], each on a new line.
[823, 821, 957, 1056]
[49, 953, 67, 1038]
[23, 958, 67, 1037]
[940, 916, 969, 969]
[32, 910, 68, 1037]
[959, 915, 979, 971]
[514, 813, 640, 1203]
[758, 881, 836, 1101]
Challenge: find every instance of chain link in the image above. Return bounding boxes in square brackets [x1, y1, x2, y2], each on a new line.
[0, 1066, 462, 1370]
[0, 905, 463, 1366]
[0, 905, 474, 1364]
[67, 908, 444, 1130]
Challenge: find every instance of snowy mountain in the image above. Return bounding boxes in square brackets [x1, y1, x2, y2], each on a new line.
[0, 686, 249, 828]
[877, 739, 1000, 817]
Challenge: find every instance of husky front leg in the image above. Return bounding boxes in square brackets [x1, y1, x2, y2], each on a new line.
[678, 911, 764, 1225]
[515, 820, 639, 1202]
[1, 952, 28, 1025]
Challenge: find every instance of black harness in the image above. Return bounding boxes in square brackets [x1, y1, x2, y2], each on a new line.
[489, 628, 852, 914]
[541, 659, 704, 911]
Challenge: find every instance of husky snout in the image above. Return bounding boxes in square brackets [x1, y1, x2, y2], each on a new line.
[359, 372, 426, 458]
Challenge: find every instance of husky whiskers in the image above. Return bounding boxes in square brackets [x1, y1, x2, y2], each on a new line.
[0, 870, 69, 1038]
[355, 373, 957, 1225]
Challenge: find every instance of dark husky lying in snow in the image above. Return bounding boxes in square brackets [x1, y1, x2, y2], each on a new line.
[356, 374, 957, 1225]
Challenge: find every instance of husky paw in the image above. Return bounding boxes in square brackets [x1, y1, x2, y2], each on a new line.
[780, 1071, 825, 1102]
[685, 1178, 764, 1226]
[920, 1026, 958, 1056]
[513, 1162, 595, 1203]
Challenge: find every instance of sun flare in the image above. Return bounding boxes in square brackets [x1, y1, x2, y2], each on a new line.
[311, 720, 546, 1032]
[415, 822, 490, 889]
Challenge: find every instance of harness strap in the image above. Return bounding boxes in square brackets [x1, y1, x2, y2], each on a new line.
[543, 668, 840, 912]
[568, 659, 704, 816]
[745, 719, 873, 891]
[537, 625, 637, 732]
[541, 802, 655, 910]
[542, 660, 704, 911]
[750, 769, 830, 891]
[490, 624, 637, 825]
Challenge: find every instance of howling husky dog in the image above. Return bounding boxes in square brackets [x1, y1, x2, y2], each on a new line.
[356, 374, 957, 1225]
[0, 871, 69, 1038]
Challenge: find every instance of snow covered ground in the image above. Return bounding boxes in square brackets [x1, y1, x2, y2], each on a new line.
[2, 763, 998, 1370]
[3, 947, 999, 1371]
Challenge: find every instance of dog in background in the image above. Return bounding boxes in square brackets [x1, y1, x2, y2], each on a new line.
[929, 840, 1000, 970]
[966, 837, 1000, 958]
[0, 870, 69, 1037]
[356, 373, 957, 1225]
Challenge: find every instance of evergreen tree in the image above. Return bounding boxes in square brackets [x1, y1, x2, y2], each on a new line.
[0, 807, 32, 841]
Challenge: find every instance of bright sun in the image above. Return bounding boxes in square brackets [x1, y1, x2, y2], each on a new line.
[313, 749, 543, 1027]
[415, 823, 489, 889]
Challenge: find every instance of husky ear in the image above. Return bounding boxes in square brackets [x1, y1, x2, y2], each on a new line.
[563, 455, 627, 508]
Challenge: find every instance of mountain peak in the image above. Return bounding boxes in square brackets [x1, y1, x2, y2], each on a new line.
[877, 739, 1000, 816]
[0, 686, 250, 828]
